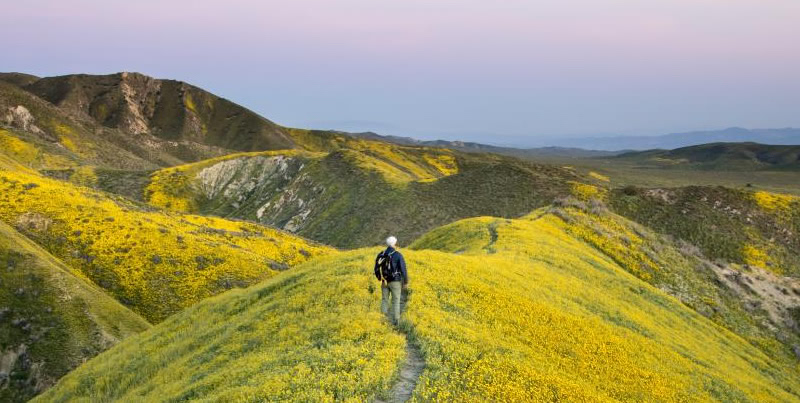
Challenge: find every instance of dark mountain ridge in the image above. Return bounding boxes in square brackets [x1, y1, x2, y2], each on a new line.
[348, 131, 621, 158]
[23, 72, 295, 151]
[615, 142, 800, 170]
[535, 127, 800, 151]
[0, 72, 302, 169]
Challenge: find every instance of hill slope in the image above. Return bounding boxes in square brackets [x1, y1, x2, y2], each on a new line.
[0, 72, 299, 169]
[0, 221, 150, 402]
[130, 130, 584, 248]
[536, 127, 800, 151]
[0, 73, 40, 87]
[348, 131, 619, 158]
[24, 72, 295, 152]
[0, 80, 162, 170]
[0, 169, 333, 322]
[614, 142, 800, 170]
[609, 186, 800, 277]
[37, 208, 800, 401]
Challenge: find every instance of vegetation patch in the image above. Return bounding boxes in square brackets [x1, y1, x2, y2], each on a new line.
[753, 190, 796, 212]
[609, 186, 800, 277]
[0, 221, 149, 402]
[0, 170, 333, 322]
[568, 181, 606, 201]
[588, 171, 610, 182]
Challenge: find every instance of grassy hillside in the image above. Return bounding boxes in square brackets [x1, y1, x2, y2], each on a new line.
[0, 169, 333, 322]
[614, 142, 800, 171]
[609, 186, 800, 277]
[6, 70, 799, 401]
[38, 208, 800, 401]
[0, 73, 40, 87]
[133, 131, 584, 248]
[0, 221, 150, 402]
[520, 145, 800, 196]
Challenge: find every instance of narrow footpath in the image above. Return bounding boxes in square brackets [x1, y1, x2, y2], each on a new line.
[375, 289, 425, 403]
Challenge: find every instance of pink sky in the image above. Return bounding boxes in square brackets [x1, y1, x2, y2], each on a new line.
[4, 0, 799, 143]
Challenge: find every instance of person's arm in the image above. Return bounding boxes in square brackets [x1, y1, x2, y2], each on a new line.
[399, 254, 408, 285]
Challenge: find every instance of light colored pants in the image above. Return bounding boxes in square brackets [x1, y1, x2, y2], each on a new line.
[381, 281, 402, 324]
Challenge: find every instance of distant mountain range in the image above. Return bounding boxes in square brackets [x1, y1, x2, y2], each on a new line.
[615, 142, 800, 170]
[348, 131, 620, 158]
[348, 128, 800, 160]
[529, 127, 800, 151]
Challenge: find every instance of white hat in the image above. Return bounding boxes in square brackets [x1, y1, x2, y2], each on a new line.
[386, 236, 397, 247]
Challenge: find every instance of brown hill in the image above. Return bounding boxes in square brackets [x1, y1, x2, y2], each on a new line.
[24, 72, 294, 151]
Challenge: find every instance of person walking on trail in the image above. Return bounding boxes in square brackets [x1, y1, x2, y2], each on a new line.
[375, 236, 408, 325]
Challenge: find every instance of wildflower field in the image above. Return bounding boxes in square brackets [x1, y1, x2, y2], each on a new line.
[0, 169, 332, 322]
[36, 254, 407, 402]
[407, 211, 800, 401]
[39, 209, 800, 401]
[0, 221, 150, 402]
[144, 136, 463, 216]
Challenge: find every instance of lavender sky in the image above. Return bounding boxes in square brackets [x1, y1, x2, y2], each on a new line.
[4, 0, 799, 144]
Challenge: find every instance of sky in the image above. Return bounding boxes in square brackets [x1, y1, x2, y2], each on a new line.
[3, 0, 799, 145]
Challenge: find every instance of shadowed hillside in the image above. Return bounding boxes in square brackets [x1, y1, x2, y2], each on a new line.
[24, 72, 295, 152]
[0, 73, 40, 87]
[36, 208, 800, 401]
[0, 72, 298, 169]
[614, 142, 800, 171]
[0, 81, 162, 170]
[0, 221, 150, 402]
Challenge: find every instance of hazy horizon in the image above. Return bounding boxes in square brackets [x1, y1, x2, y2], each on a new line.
[4, 0, 799, 143]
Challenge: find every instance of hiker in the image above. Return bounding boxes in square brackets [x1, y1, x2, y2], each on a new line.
[374, 236, 408, 325]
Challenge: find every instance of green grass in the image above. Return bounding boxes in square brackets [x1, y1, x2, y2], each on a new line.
[37, 209, 800, 401]
[35, 252, 406, 402]
[531, 154, 800, 195]
[0, 221, 150, 402]
[608, 186, 800, 277]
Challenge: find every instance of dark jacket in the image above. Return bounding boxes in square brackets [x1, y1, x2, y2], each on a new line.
[374, 247, 408, 284]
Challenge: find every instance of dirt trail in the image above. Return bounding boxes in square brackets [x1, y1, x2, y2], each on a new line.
[376, 341, 425, 403]
[375, 289, 425, 403]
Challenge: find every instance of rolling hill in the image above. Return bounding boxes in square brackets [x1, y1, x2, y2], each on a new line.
[614, 142, 800, 170]
[609, 186, 800, 277]
[24, 72, 295, 152]
[0, 80, 161, 170]
[35, 206, 800, 401]
[532, 127, 800, 151]
[0, 221, 150, 402]
[0, 169, 332, 323]
[133, 130, 584, 248]
[348, 131, 620, 158]
[0, 72, 298, 169]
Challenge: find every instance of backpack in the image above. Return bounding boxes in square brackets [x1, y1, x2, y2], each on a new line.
[376, 250, 401, 283]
